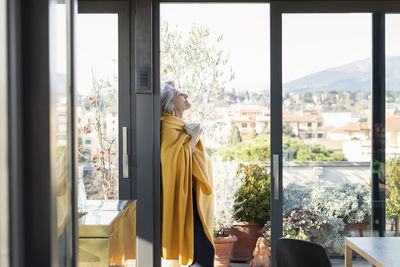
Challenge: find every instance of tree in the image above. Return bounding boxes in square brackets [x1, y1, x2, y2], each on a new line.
[249, 128, 258, 139]
[78, 70, 118, 200]
[283, 124, 296, 137]
[160, 22, 234, 141]
[228, 125, 242, 145]
[218, 136, 347, 162]
[386, 157, 400, 236]
[302, 92, 313, 103]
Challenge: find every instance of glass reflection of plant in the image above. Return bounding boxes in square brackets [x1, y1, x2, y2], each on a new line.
[79, 70, 118, 199]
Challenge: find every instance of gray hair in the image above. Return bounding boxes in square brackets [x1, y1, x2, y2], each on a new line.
[161, 81, 176, 116]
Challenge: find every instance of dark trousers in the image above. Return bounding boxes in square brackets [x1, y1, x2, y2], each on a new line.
[190, 191, 215, 267]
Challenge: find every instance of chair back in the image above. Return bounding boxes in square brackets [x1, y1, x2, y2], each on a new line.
[276, 238, 332, 267]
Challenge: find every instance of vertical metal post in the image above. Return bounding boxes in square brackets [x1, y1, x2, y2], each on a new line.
[69, 0, 79, 265]
[371, 13, 386, 237]
[134, 0, 161, 266]
[8, 0, 25, 266]
[21, 0, 58, 265]
[152, 0, 162, 266]
[270, 4, 283, 267]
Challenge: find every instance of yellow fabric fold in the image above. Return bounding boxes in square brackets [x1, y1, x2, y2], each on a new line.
[160, 112, 214, 266]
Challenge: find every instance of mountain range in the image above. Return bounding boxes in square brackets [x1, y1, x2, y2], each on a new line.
[283, 56, 400, 93]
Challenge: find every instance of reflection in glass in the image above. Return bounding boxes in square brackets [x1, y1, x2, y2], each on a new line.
[76, 14, 119, 200]
[51, 0, 73, 266]
[385, 14, 400, 237]
[282, 14, 371, 266]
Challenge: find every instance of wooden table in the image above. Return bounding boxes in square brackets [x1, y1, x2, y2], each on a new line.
[78, 200, 137, 267]
[345, 237, 400, 267]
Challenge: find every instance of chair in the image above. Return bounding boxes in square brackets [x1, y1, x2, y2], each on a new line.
[276, 238, 332, 267]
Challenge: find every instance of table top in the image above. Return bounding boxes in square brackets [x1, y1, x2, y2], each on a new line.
[345, 237, 400, 267]
[78, 200, 136, 238]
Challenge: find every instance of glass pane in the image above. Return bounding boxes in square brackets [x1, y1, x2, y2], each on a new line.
[161, 3, 270, 264]
[282, 14, 371, 266]
[51, 1, 73, 266]
[385, 14, 400, 237]
[76, 14, 119, 200]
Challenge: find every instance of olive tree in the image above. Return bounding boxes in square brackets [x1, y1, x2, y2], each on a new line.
[160, 22, 234, 142]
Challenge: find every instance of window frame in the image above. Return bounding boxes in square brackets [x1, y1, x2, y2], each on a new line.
[77, 0, 133, 200]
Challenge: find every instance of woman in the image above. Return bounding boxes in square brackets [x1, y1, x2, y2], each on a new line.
[160, 81, 214, 267]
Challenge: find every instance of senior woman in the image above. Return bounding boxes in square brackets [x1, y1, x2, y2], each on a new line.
[160, 81, 214, 267]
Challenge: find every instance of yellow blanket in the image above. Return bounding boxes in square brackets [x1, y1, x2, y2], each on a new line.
[160, 112, 214, 265]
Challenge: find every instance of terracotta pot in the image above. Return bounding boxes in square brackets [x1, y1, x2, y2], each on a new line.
[227, 222, 264, 262]
[214, 235, 238, 267]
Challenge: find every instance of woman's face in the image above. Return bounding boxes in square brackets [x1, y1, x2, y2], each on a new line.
[173, 89, 191, 113]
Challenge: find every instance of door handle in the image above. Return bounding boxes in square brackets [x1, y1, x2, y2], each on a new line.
[273, 154, 279, 200]
[122, 126, 129, 178]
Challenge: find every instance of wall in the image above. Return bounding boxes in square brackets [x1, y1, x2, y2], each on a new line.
[252, 161, 371, 187]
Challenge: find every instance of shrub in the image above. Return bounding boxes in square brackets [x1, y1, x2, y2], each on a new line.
[283, 182, 371, 225]
[309, 183, 371, 224]
[283, 206, 333, 241]
[279, 182, 371, 255]
[233, 163, 270, 223]
[263, 206, 345, 254]
[386, 157, 400, 219]
[213, 160, 242, 237]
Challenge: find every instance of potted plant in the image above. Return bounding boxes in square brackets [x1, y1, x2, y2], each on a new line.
[228, 163, 270, 262]
[213, 160, 242, 267]
[282, 182, 371, 255]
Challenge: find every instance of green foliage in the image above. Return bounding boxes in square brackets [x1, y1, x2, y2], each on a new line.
[218, 136, 347, 162]
[233, 163, 270, 223]
[219, 135, 270, 162]
[249, 128, 258, 139]
[228, 125, 242, 145]
[280, 182, 371, 255]
[302, 92, 313, 103]
[386, 157, 400, 219]
[283, 138, 347, 162]
[283, 124, 296, 137]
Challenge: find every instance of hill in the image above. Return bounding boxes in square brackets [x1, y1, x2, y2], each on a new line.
[283, 56, 400, 93]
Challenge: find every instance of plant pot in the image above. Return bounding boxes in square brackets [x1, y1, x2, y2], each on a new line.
[214, 235, 238, 267]
[227, 222, 264, 262]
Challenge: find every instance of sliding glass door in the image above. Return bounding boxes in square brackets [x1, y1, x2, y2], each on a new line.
[270, 2, 400, 267]
[281, 13, 372, 267]
[385, 14, 400, 238]
[77, 0, 132, 200]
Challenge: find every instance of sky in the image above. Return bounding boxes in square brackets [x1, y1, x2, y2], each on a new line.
[76, 5, 400, 94]
[76, 14, 118, 95]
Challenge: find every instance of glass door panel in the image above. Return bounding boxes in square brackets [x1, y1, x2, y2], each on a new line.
[282, 14, 371, 266]
[76, 13, 119, 200]
[50, 0, 74, 266]
[385, 14, 400, 237]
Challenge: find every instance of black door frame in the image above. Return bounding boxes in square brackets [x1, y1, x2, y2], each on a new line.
[7, 0, 78, 266]
[270, 2, 400, 266]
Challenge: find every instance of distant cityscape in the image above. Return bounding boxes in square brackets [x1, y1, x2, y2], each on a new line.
[214, 89, 400, 162]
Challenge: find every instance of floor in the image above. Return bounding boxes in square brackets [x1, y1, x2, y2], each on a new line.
[230, 258, 372, 267]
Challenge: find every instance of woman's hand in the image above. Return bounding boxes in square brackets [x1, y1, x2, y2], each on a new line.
[184, 124, 203, 150]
